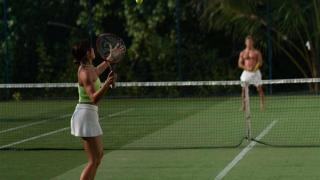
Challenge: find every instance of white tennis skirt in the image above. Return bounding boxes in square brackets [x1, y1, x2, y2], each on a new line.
[70, 104, 103, 137]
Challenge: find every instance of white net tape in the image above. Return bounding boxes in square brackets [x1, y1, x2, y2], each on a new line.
[1, 78, 320, 88]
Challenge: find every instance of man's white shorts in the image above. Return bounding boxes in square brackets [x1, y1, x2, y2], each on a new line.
[240, 70, 262, 87]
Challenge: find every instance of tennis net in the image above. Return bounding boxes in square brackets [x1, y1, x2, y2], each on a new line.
[1, 78, 320, 150]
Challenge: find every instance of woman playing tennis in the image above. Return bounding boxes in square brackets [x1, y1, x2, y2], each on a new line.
[71, 40, 123, 180]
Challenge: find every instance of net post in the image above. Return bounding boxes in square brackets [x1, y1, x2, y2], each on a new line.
[244, 82, 252, 141]
[3, 0, 10, 99]
[266, 0, 273, 95]
[88, 0, 94, 47]
[175, 0, 182, 80]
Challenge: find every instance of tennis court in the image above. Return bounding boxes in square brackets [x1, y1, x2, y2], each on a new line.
[2, 1, 320, 179]
[1, 80, 320, 179]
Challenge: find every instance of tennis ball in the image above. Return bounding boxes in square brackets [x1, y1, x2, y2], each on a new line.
[136, 0, 143, 5]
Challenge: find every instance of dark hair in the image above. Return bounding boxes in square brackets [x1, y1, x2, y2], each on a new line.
[72, 40, 91, 65]
[245, 35, 253, 41]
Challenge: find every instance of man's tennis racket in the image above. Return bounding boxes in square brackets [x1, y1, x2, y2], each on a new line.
[96, 33, 126, 87]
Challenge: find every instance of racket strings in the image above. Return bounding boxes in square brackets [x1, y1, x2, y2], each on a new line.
[96, 34, 126, 63]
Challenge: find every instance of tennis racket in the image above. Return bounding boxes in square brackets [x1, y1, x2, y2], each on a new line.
[96, 33, 126, 63]
[96, 33, 126, 88]
[253, 62, 260, 71]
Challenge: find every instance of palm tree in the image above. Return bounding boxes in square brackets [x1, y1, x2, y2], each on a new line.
[192, 0, 320, 84]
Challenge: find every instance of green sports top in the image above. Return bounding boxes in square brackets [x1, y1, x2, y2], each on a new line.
[78, 78, 102, 103]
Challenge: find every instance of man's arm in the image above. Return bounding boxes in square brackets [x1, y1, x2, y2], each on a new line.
[257, 50, 263, 68]
[238, 51, 245, 70]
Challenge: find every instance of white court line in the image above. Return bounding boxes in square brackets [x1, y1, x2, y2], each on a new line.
[0, 108, 134, 135]
[0, 109, 134, 149]
[0, 114, 70, 134]
[0, 127, 70, 149]
[108, 108, 134, 118]
[215, 120, 277, 180]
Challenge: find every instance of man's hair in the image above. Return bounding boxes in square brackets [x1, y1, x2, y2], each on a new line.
[245, 35, 253, 41]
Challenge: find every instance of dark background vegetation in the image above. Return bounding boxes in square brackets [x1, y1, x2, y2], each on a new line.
[1, 0, 320, 84]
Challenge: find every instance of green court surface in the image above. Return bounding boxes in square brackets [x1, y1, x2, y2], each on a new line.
[2, 148, 320, 180]
[1, 95, 320, 179]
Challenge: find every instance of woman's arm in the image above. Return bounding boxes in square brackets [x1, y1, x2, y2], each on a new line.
[95, 61, 110, 76]
[80, 70, 115, 104]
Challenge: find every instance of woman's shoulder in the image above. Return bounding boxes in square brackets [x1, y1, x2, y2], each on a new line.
[79, 65, 97, 74]
[78, 66, 98, 83]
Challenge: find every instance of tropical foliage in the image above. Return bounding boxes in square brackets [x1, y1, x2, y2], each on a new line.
[1, 0, 319, 86]
[193, 0, 320, 79]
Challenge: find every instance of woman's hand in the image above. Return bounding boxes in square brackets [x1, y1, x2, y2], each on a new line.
[105, 43, 126, 63]
[105, 71, 117, 88]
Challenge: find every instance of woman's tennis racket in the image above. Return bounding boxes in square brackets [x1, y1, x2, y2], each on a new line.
[96, 33, 126, 63]
[96, 33, 126, 88]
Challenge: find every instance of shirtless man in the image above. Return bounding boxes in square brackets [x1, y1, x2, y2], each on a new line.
[238, 35, 265, 111]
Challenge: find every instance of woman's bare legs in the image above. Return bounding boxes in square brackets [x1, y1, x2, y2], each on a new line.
[80, 136, 104, 180]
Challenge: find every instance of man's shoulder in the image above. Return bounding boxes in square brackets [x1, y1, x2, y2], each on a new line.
[240, 49, 246, 55]
[254, 49, 262, 54]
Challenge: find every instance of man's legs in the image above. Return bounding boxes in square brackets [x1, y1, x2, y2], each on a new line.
[241, 86, 246, 111]
[257, 85, 265, 111]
